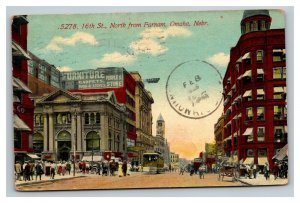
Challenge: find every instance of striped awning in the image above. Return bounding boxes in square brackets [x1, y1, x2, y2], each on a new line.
[243, 90, 252, 97]
[243, 128, 253, 136]
[14, 114, 31, 131]
[236, 56, 242, 63]
[242, 52, 251, 59]
[12, 41, 31, 60]
[272, 144, 288, 161]
[242, 70, 252, 78]
[13, 77, 32, 93]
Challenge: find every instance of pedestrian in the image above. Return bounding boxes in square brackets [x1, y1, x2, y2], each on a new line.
[29, 161, 35, 181]
[138, 164, 142, 172]
[66, 161, 71, 175]
[24, 162, 31, 182]
[57, 162, 62, 176]
[122, 160, 127, 176]
[50, 162, 56, 179]
[15, 161, 22, 181]
[264, 162, 270, 180]
[118, 161, 123, 177]
[252, 164, 257, 179]
[35, 161, 44, 181]
[273, 162, 279, 180]
[82, 161, 86, 174]
[179, 165, 185, 175]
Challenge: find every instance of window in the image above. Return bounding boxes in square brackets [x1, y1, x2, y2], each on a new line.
[115, 134, 120, 152]
[33, 133, 44, 153]
[90, 113, 95, 124]
[273, 49, 286, 62]
[56, 113, 71, 124]
[257, 89, 265, 100]
[257, 107, 265, 121]
[274, 126, 284, 142]
[108, 131, 112, 150]
[274, 105, 287, 120]
[86, 131, 100, 151]
[256, 50, 263, 62]
[96, 113, 100, 124]
[273, 86, 286, 99]
[247, 149, 254, 157]
[273, 67, 286, 79]
[246, 107, 253, 121]
[258, 148, 267, 157]
[74, 81, 79, 89]
[62, 81, 66, 89]
[14, 131, 22, 149]
[84, 113, 89, 124]
[245, 23, 251, 33]
[257, 127, 265, 142]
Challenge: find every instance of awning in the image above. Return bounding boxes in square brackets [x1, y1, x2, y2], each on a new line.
[27, 153, 40, 159]
[236, 56, 242, 63]
[273, 49, 284, 53]
[242, 70, 252, 78]
[257, 69, 264, 74]
[243, 157, 254, 165]
[227, 90, 232, 96]
[224, 136, 232, 141]
[274, 86, 287, 93]
[13, 77, 32, 93]
[243, 128, 253, 136]
[258, 157, 268, 165]
[257, 89, 265, 95]
[82, 155, 103, 162]
[231, 84, 236, 90]
[13, 95, 20, 102]
[233, 115, 238, 120]
[12, 41, 31, 60]
[237, 75, 243, 80]
[233, 95, 241, 103]
[272, 144, 288, 161]
[242, 52, 251, 59]
[14, 114, 31, 131]
[238, 113, 242, 118]
[243, 90, 252, 97]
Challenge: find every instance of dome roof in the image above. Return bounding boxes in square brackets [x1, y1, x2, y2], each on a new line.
[242, 10, 270, 21]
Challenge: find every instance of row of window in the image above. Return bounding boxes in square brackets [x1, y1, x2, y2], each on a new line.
[245, 105, 287, 121]
[241, 20, 270, 35]
[240, 49, 286, 64]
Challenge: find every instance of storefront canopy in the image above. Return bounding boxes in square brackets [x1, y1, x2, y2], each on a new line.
[27, 153, 40, 159]
[12, 41, 31, 60]
[272, 144, 288, 161]
[13, 77, 32, 93]
[82, 155, 103, 162]
[257, 89, 265, 95]
[242, 70, 252, 78]
[243, 157, 254, 165]
[14, 114, 31, 131]
[242, 52, 251, 59]
[258, 157, 268, 165]
[257, 69, 264, 75]
[243, 128, 253, 136]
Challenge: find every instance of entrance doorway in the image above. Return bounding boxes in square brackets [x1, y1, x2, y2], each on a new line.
[57, 131, 71, 161]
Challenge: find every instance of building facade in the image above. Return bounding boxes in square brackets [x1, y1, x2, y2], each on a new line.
[170, 152, 180, 170]
[33, 89, 126, 161]
[130, 72, 155, 164]
[214, 114, 225, 157]
[27, 51, 60, 96]
[222, 10, 287, 170]
[12, 15, 35, 162]
[61, 67, 137, 160]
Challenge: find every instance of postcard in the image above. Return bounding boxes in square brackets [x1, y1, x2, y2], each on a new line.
[12, 9, 288, 191]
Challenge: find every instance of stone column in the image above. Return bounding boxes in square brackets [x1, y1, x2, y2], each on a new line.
[43, 113, 48, 152]
[48, 113, 54, 152]
[76, 113, 82, 152]
[71, 113, 77, 151]
[82, 114, 86, 152]
[101, 114, 108, 151]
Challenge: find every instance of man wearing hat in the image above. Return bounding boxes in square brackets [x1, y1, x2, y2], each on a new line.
[15, 161, 22, 181]
[35, 161, 44, 181]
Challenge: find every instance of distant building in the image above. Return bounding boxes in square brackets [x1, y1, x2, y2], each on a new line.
[214, 114, 225, 157]
[223, 10, 287, 170]
[170, 152, 180, 170]
[27, 51, 60, 96]
[130, 72, 155, 164]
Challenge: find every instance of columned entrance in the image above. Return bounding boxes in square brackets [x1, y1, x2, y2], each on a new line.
[57, 131, 71, 161]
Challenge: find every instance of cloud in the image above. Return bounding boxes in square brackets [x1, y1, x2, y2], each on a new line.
[207, 52, 230, 66]
[129, 38, 168, 55]
[93, 52, 137, 66]
[46, 32, 98, 52]
[129, 27, 191, 55]
[57, 66, 73, 72]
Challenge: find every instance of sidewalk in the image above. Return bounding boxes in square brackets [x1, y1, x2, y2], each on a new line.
[237, 174, 288, 186]
[15, 172, 89, 186]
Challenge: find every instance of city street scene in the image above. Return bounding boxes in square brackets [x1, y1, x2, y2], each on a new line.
[12, 9, 288, 191]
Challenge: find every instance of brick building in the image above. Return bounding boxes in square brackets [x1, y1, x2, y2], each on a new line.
[222, 10, 287, 170]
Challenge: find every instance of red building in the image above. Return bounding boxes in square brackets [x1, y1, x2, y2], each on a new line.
[223, 10, 286, 170]
[61, 67, 137, 158]
[12, 15, 35, 162]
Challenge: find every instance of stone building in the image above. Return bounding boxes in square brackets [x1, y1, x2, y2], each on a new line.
[33, 89, 127, 161]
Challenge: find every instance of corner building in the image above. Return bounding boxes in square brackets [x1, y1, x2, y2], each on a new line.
[223, 10, 287, 170]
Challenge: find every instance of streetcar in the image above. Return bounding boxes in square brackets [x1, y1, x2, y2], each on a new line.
[142, 152, 165, 174]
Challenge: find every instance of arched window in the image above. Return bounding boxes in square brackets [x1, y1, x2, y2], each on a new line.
[108, 131, 112, 150]
[90, 113, 95, 124]
[86, 131, 100, 151]
[84, 113, 89, 124]
[35, 114, 40, 125]
[33, 133, 44, 153]
[96, 113, 100, 124]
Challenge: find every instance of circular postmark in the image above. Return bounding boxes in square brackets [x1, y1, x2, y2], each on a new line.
[166, 60, 223, 119]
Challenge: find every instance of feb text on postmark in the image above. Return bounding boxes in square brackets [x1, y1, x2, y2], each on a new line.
[166, 60, 223, 119]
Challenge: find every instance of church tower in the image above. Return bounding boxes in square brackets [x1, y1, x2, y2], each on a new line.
[156, 113, 165, 137]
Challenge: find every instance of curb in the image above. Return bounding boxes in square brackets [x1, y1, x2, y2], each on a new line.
[15, 175, 86, 186]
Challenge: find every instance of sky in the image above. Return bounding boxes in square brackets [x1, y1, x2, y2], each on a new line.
[27, 9, 285, 160]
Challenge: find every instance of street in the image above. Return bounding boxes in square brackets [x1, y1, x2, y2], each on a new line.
[16, 172, 246, 191]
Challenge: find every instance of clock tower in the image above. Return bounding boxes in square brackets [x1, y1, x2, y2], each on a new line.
[156, 113, 165, 137]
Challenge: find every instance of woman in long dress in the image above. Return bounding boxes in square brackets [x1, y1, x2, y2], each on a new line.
[118, 162, 123, 177]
